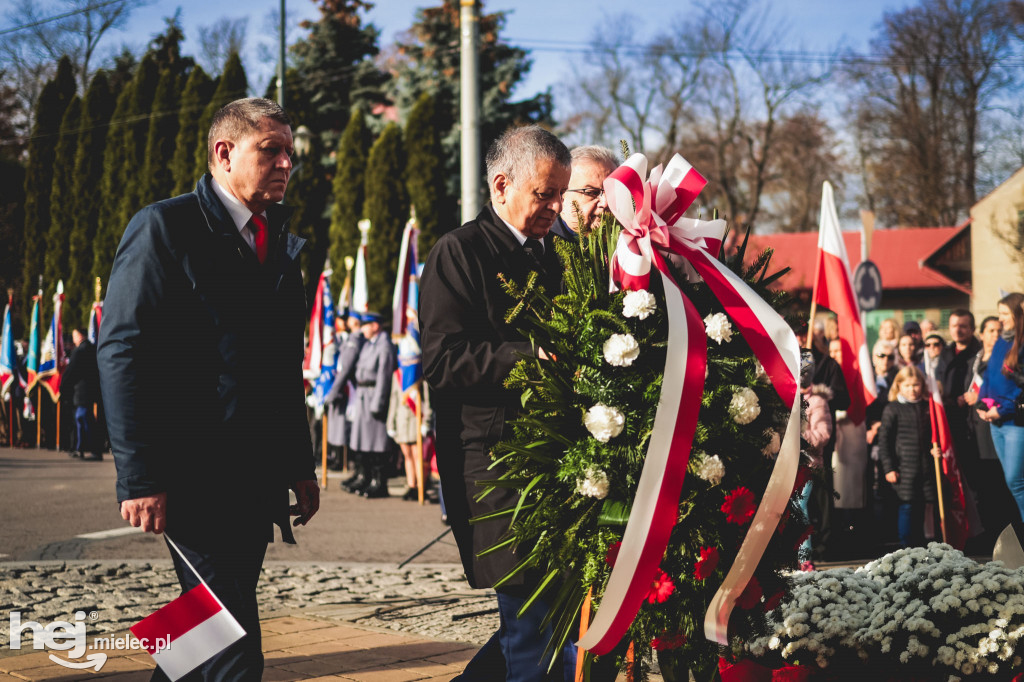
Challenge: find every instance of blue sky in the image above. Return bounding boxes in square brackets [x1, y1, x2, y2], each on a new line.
[3, 0, 913, 108]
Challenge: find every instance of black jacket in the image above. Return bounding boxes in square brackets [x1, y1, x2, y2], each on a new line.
[878, 400, 938, 503]
[97, 174, 314, 544]
[62, 340, 99, 407]
[421, 205, 563, 588]
[549, 215, 578, 242]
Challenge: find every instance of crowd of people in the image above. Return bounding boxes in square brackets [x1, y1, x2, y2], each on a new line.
[800, 300, 1024, 566]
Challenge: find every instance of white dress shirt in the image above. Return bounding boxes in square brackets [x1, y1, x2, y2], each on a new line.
[210, 177, 266, 253]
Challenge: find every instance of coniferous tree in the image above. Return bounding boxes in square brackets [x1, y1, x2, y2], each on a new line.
[193, 52, 248, 182]
[92, 83, 134, 289]
[43, 95, 82, 301]
[115, 54, 160, 232]
[67, 70, 114, 327]
[328, 107, 372, 299]
[404, 92, 448, 257]
[171, 66, 213, 195]
[285, 132, 331, 308]
[362, 123, 408, 315]
[139, 68, 181, 207]
[20, 56, 75, 318]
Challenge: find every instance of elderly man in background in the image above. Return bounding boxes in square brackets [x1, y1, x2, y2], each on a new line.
[550, 145, 619, 241]
[98, 97, 318, 681]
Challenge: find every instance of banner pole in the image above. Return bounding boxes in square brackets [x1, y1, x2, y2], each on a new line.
[415, 386, 425, 505]
[321, 415, 328, 489]
[934, 444, 948, 543]
[36, 388, 41, 447]
[7, 396, 12, 447]
[806, 301, 818, 350]
[56, 399, 60, 451]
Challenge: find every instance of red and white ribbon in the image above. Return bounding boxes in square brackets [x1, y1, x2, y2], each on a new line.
[576, 154, 801, 654]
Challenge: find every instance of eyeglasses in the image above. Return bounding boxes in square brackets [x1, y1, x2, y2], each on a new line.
[875, 353, 893, 359]
[565, 187, 604, 199]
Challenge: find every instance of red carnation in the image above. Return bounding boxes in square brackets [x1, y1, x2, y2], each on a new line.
[721, 486, 756, 525]
[763, 589, 786, 613]
[646, 570, 675, 604]
[605, 541, 622, 567]
[693, 546, 719, 581]
[736, 576, 762, 610]
[651, 631, 688, 650]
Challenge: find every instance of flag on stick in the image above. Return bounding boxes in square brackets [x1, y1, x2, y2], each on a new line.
[925, 365, 970, 549]
[36, 281, 66, 401]
[0, 291, 14, 400]
[305, 267, 337, 409]
[811, 182, 876, 424]
[26, 290, 41, 388]
[351, 219, 370, 315]
[130, 536, 245, 680]
[88, 277, 103, 344]
[392, 212, 419, 338]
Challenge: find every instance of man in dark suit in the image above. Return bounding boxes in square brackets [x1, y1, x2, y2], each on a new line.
[98, 97, 318, 681]
[63, 328, 102, 459]
[549, 145, 618, 242]
[421, 125, 577, 680]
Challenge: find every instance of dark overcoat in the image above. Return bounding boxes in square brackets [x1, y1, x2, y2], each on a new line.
[97, 174, 314, 545]
[62, 340, 100, 407]
[420, 205, 563, 589]
[347, 331, 394, 453]
[878, 400, 938, 503]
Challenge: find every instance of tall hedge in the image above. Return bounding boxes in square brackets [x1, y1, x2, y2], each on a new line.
[362, 122, 408, 316]
[139, 68, 181, 207]
[20, 56, 75, 319]
[115, 54, 160, 232]
[193, 52, 248, 181]
[67, 71, 114, 327]
[92, 83, 134, 289]
[328, 108, 372, 299]
[171, 66, 213, 195]
[404, 92, 448, 257]
[43, 95, 82, 301]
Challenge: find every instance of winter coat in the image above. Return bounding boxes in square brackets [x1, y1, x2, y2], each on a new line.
[802, 385, 832, 466]
[421, 204, 563, 589]
[62, 340, 100, 407]
[97, 174, 314, 544]
[878, 400, 938, 503]
[347, 331, 395, 453]
[387, 371, 433, 444]
[979, 336, 1024, 422]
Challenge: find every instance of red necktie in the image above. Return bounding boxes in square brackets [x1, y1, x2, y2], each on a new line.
[251, 214, 267, 264]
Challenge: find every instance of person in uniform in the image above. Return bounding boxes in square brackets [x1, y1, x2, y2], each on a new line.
[326, 312, 364, 472]
[346, 311, 395, 498]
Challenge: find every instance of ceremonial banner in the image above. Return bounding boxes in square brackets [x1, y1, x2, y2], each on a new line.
[392, 216, 419, 338]
[88, 301, 103, 345]
[303, 269, 337, 409]
[352, 242, 369, 315]
[26, 292, 40, 388]
[811, 182, 875, 425]
[0, 293, 14, 399]
[925, 365, 970, 549]
[36, 281, 66, 401]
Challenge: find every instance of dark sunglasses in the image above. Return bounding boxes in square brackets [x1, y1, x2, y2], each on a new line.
[875, 353, 893, 359]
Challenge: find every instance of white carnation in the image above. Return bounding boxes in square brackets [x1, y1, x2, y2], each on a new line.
[622, 289, 657, 319]
[584, 404, 625, 442]
[729, 387, 761, 424]
[603, 333, 639, 367]
[696, 454, 725, 485]
[704, 312, 733, 344]
[576, 467, 610, 499]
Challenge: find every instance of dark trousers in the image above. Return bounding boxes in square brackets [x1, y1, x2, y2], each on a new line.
[456, 588, 619, 682]
[151, 536, 267, 682]
[73, 405, 97, 454]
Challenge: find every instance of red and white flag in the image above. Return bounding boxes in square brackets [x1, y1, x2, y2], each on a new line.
[811, 182, 876, 424]
[130, 537, 246, 680]
[925, 367, 971, 549]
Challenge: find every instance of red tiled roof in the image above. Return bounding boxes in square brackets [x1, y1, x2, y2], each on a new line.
[739, 226, 964, 291]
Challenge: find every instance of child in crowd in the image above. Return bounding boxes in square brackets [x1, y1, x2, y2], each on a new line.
[878, 366, 942, 547]
[798, 351, 833, 571]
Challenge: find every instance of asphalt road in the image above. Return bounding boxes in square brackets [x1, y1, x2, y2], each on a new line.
[0, 447, 461, 565]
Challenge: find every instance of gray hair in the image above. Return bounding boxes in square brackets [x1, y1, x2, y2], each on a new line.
[873, 340, 895, 356]
[208, 97, 292, 169]
[570, 145, 619, 170]
[485, 125, 571, 187]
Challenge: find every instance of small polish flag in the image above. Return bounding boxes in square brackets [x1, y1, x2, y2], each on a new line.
[970, 372, 984, 394]
[130, 540, 246, 680]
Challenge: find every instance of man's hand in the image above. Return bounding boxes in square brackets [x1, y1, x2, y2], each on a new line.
[885, 471, 899, 484]
[290, 479, 320, 527]
[120, 493, 167, 534]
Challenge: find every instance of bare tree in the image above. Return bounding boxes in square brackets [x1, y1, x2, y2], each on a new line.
[196, 16, 248, 76]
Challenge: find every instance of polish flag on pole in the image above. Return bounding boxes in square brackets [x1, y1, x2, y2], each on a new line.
[811, 182, 876, 424]
[130, 536, 245, 681]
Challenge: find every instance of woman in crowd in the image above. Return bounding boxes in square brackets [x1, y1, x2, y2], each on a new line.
[896, 333, 919, 369]
[878, 318, 900, 344]
[978, 293, 1024, 520]
[879, 366, 942, 548]
[798, 351, 832, 571]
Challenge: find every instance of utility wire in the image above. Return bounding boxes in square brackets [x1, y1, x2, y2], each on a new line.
[0, 0, 130, 37]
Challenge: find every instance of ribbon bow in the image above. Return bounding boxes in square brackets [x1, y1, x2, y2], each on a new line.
[577, 154, 802, 654]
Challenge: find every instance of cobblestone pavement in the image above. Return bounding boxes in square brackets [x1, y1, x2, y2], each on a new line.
[0, 561, 498, 650]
